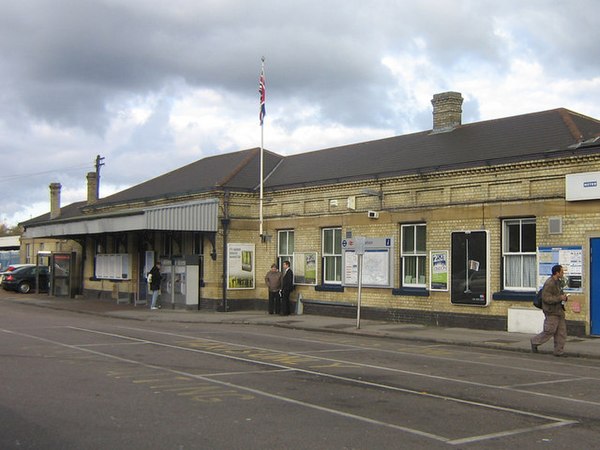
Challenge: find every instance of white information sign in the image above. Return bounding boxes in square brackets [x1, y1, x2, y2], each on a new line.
[342, 237, 393, 288]
[538, 246, 583, 292]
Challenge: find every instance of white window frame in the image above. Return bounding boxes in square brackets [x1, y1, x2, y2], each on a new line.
[502, 218, 536, 291]
[278, 230, 294, 269]
[401, 223, 427, 288]
[322, 227, 342, 284]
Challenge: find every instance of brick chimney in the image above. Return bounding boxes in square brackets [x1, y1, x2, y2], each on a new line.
[86, 171, 98, 205]
[431, 91, 463, 133]
[49, 182, 62, 219]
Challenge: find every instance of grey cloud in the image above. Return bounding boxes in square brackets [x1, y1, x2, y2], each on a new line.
[1, 0, 599, 224]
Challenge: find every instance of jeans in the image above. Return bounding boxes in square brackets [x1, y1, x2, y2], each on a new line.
[151, 290, 160, 308]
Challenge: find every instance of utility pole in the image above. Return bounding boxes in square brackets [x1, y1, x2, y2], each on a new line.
[95, 154, 105, 199]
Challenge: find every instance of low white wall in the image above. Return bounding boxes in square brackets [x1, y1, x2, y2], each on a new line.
[507, 307, 544, 333]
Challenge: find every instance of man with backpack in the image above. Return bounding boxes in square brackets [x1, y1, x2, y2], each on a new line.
[530, 264, 569, 356]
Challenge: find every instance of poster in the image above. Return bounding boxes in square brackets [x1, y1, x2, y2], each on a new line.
[430, 250, 448, 291]
[227, 243, 255, 289]
[538, 246, 583, 292]
[293, 252, 318, 285]
[450, 231, 489, 306]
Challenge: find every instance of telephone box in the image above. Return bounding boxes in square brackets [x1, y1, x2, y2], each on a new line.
[50, 252, 76, 298]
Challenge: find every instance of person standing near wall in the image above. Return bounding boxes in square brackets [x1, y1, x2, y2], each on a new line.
[148, 261, 162, 310]
[265, 263, 282, 314]
[531, 264, 569, 356]
[280, 260, 294, 316]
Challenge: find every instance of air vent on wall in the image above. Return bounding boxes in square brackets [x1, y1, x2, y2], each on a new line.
[548, 217, 563, 235]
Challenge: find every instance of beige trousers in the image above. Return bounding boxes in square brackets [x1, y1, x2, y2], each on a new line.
[531, 313, 567, 355]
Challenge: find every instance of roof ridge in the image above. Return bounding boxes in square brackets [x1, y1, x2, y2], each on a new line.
[558, 108, 585, 141]
[216, 148, 260, 187]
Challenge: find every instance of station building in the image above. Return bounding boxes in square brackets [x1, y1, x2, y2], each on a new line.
[20, 92, 600, 336]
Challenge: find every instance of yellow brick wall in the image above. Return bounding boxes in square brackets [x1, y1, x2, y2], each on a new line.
[219, 155, 600, 330]
[31, 153, 599, 330]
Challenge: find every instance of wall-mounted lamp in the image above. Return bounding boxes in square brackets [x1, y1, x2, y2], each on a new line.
[361, 188, 383, 199]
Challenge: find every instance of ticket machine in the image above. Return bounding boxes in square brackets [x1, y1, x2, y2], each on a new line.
[161, 255, 201, 309]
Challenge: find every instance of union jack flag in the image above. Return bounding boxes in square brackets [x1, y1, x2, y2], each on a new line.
[259, 67, 266, 126]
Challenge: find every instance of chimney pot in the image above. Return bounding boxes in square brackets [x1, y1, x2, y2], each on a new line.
[431, 91, 463, 133]
[49, 182, 62, 219]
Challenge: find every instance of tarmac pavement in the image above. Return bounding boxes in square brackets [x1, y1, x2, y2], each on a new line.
[3, 290, 600, 360]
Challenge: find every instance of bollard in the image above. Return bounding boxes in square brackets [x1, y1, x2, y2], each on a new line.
[295, 293, 303, 315]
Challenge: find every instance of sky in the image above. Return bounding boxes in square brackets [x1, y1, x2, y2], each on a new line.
[1, 0, 599, 227]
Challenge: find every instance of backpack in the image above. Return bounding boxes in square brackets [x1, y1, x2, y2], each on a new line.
[533, 288, 543, 309]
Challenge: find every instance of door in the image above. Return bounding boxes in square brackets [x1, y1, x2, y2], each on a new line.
[51, 252, 74, 297]
[591, 238, 600, 335]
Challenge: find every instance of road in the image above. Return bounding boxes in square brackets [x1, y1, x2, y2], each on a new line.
[1, 300, 600, 449]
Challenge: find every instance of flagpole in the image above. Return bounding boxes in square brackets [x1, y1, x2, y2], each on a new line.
[259, 57, 265, 240]
[260, 120, 264, 238]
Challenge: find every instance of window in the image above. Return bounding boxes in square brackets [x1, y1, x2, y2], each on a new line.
[401, 224, 426, 287]
[322, 227, 342, 284]
[115, 234, 127, 253]
[163, 234, 172, 257]
[193, 233, 203, 255]
[278, 230, 294, 268]
[95, 236, 106, 254]
[25, 243, 31, 264]
[503, 218, 536, 290]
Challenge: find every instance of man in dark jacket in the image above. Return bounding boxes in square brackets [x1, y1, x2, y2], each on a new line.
[531, 264, 569, 356]
[148, 261, 162, 310]
[280, 260, 294, 316]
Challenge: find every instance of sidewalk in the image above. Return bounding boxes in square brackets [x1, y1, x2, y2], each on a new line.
[3, 292, 600, 359]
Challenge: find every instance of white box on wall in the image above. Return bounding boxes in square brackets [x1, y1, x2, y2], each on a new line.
[566, 172, 600, 201]
[507, 307, 544, 333]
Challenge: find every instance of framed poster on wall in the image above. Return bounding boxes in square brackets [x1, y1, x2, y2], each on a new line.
[450, 231, 489, 306]
[538, 246, 583, 292]
[293, 252, 318, 285]
[430, 250, 449, 291]
[227, 243, 255, 289]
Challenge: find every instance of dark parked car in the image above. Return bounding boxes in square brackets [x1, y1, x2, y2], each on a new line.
[1, 265, 49, 293]
[0, 263, 35, 283]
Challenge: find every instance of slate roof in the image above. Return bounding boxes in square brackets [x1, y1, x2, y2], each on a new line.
[264, 109, 600, 189]
[89, 147, 284, 208]
[21, 107, 600, 227]
[21, 200, 88, 225]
